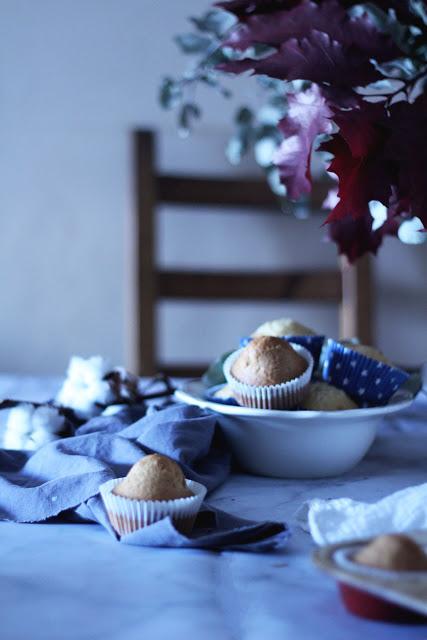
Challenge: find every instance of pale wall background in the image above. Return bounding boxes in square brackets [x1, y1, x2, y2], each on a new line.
[0, 0, 426, 375]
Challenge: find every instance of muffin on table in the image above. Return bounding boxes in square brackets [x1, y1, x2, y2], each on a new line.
[224, 336, 313, 410]
[100, 454, 207, 536]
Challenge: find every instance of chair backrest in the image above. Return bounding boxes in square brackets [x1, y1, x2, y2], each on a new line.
[131, 129, 373, 377]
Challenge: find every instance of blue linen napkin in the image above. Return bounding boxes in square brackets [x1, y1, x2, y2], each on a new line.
[0, 403, 289, 551]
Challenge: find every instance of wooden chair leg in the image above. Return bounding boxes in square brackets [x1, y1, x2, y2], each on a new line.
[339, 254, 374, 344]
[133, 131, 157, 376]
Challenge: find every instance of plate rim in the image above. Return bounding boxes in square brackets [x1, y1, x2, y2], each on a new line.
[175, 379, 414, 421]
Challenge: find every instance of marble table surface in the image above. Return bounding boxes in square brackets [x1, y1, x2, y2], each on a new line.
[1, 374, 427, 640]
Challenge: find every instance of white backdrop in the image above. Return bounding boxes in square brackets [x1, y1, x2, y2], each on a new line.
[0, 0, 426, 374]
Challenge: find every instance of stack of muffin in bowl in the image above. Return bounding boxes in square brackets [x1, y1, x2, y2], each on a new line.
[209, 317, 411, 412]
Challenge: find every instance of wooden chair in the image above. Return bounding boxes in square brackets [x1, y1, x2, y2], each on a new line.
[131, 129, 373, 377]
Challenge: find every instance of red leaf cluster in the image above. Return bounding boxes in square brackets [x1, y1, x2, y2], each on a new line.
[216, 0, 426, 260]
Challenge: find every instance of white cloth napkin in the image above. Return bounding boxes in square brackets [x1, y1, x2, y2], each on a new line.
[297, 482, 427, 545]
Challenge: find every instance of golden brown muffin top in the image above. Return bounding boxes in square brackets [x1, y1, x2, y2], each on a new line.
[300, 382, 357, 411]
[354, 534, 427, 572]
[113, 453, 193, 501]
[231, 336, 307, 387]
[252, 317, 316, 338]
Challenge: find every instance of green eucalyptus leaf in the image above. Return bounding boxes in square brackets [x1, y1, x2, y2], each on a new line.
[226, 135, 246, 164]
[174, 33, 212, 54]
[201, 350, 234, 387]
[254, 136, 278, 167]
[159, 77, 182, 110]
[236, 106, 253, 126]
[178, 102, 201, 138]
[266, 166, 286, 196]
[199, 72, 218, 87]
[246, 44, 277, 60]
[219, 86, 232, 98]
[410, 0, 427, 25]
[190, 9, 236, 38]
[207, 47, 232, 66]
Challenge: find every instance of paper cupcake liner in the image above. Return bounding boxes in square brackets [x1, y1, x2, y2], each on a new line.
[239, 335, 324, 368]
[321, 339, 410, 406]
[100, 477, 207, 537]
[223, 344, 314, 410]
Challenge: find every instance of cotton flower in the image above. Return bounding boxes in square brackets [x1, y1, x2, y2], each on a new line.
[55, 356, 115, 419]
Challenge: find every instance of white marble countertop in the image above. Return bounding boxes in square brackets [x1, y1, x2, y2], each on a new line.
[1, 374, 427, 640]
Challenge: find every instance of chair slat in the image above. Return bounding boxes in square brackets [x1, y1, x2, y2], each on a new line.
[157, 175, 329, 209]
[157, 270, 341, 301]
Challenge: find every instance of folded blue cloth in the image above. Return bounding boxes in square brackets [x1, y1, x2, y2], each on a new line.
[0, 404, 289, 551]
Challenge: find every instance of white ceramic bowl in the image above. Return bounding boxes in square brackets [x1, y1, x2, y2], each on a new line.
[175, 380, 414, 479]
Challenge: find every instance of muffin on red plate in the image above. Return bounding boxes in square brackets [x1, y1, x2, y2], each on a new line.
[339, 534, 427, 622]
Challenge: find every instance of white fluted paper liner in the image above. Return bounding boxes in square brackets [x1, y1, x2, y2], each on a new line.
[100, 477, 207, 536]
[223, 343, 314, 409]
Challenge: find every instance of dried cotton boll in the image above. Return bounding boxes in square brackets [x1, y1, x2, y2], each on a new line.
[56, 356, 115, 419]
[32, 406, 66, 434]
[5, 405, 34, 435]
[354, 534, 427, 572]
[3, 403, 67, 450]
[3, 405, 34, 449]
[113, 454, 193, 501]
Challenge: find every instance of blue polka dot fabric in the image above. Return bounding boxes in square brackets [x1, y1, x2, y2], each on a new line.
[321, 339, 410, 406]
[239, 335, 325, 368]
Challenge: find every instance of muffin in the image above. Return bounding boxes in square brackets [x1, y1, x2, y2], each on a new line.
[354, 534, 427, 572]
[100, 454, 207, 536]
[300, 382, 357, 411]
[223, 336, 313, 409]
[340, 342, 391, 365]
[113, 454, 193, 501]
[232, 336, 307, 386]
[322, 339, 409, 406]
[249, 317, 325, 368]
[252, 317, 316, 338]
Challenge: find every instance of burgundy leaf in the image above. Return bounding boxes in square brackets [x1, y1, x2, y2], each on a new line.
[221, 31, 384, 89]
[216, 0, 300, 17]
[321, 103, 392, 222]
[386, 94, 427, 229]
[327, 212, 399, 263]
[273, 84, 332, 198]
[225, 0, 399, 61]
[220, 0, 400, 89]
[224, 0, 343, 50]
